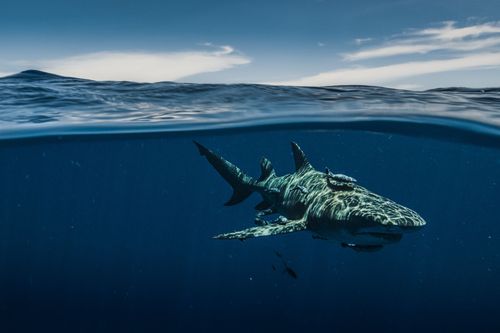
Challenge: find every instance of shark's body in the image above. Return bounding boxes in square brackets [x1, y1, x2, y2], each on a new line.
[195, 141, 426, 251]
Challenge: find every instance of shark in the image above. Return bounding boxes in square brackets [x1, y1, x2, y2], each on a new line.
[194, 141, 426, 252]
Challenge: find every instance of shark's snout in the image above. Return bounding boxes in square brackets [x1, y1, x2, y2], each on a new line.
[346, 206, 425, 246]
[352, 203, 426, 229]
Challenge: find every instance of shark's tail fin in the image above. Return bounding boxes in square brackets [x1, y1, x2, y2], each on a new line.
[194, 141, 256, 206]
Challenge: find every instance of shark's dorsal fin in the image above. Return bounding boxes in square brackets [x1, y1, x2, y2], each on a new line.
[291, 142, 313, 172]
[258, 157, 276, 181]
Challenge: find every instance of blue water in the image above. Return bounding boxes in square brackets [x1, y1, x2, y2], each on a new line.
[0, 71, 499, 332]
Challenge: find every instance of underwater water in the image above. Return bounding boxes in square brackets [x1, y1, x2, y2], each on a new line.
[0, 71, 499, 332]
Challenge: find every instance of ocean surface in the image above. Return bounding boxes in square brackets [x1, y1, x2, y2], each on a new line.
[0, 70, 499, 332]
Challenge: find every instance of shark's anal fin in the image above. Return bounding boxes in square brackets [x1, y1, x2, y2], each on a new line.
[214, 219, 307, 240]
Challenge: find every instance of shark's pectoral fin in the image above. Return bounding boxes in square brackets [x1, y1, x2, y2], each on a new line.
[214, 219, 307, 240]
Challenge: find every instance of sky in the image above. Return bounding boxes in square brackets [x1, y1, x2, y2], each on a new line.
[1, 0, 500, 88]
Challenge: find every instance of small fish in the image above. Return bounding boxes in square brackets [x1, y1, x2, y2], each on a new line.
[326, 177, 355, 191]
[325, 167, 357, 183]
[274, 251, 298, 279]
[331, 173, 357, 183]
[283, 266, 298, 279]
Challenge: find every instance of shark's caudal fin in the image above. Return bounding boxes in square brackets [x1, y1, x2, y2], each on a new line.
[195, 142, 277, 206]
[194, 141, 255, 205]
[213, 218, 307, 240]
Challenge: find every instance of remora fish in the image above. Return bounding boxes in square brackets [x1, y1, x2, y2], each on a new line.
[275, 251, 298, 279]
[194, 141, 426, 252]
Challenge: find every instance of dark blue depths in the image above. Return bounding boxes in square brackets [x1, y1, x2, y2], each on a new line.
[0, 130, 499, 332]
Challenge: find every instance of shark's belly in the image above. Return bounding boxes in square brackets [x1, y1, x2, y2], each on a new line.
[307, 219, 403, 246]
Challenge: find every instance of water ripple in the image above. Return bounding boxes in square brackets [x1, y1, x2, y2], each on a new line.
[0, 70, 499, 144]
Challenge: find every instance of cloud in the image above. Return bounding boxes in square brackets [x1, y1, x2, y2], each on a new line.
[415, 21, 500, 40]
[354, 38, 372, 45]
[345, 37, 500, 61]
[272, 21, 500, 87]
[273, 52, 500, 86]
[38, 46, 250, 82]
[344, 21, 500, 61]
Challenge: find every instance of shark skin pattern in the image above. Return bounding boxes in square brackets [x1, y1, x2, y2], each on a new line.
[194, 141, 426, 252]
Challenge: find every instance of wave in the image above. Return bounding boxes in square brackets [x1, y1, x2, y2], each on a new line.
[1, 70, 499, 146]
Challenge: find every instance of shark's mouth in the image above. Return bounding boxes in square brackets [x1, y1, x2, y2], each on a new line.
[354, 231, 403, 243]
[347, 222, 405, 245]
[346, 215, 415, 245]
